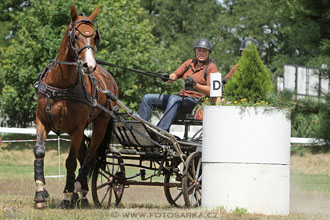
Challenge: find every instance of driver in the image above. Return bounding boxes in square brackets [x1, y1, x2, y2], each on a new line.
[222, 38, 259, 84]
[136, 39, 219, 132]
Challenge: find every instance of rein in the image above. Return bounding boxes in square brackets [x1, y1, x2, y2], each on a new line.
[95, 59, 170, 111]
[96, 59, 170, 81]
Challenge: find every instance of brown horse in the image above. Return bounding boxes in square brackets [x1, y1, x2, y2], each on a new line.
[34, 5, 118, 208]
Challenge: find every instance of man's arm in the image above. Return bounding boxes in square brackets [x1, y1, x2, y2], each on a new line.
[224, 64, 239, 80]
[194, 83, 210, 96]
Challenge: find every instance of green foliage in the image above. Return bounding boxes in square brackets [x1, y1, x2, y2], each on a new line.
[0, 0, 30, 48]
[318, 97, 330, 147]
[140, 0, 223, 64]
[0, 0, 172, 126]
[223, 44, 273, 104]
[289, 95, 330, 150]
[233, 207, 248, 215]
[0, 0, 329, 132]
[291, 113, 320, 138]
[290, 145, 307, 156]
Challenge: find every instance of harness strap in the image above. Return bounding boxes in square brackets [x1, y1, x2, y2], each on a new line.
[69, 19, 97, 60]
[53, 59, 79, 66]
[45, 95, 61, 136]
[35, 58, 99, 135]
[183, 59, 213, 80]
[204, 59, 214, 80]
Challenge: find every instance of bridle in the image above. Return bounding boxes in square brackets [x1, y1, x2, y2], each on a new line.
[68, 18, 100, 60]
[53, 18, 100, 68]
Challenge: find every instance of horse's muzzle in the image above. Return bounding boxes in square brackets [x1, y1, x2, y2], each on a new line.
[82, 63, 96, 74]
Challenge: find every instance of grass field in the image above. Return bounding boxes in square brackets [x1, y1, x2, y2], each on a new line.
[1, 133, 330, 219]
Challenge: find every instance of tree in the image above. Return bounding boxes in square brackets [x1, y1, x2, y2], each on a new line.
[214, 0, 284, 74]
[0, 0, 169, 126]
[223, 44, 273, 103]
[140, 0, 224, 64]
[272, 0, 330, 71]
[277, 0, 330, 146]
[0, 0, 30, 48]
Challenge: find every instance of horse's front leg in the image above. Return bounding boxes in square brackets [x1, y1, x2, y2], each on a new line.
[75, 114, 111, 206]
[77, 137, 89, 208]
[34, 118, 50, 208]
[61, 131, 84, 209]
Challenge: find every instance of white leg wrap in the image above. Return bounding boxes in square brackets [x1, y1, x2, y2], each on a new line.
[63, 192, 72, 201]
[36, 180, 45, 192]
[74, 181, 81, 193]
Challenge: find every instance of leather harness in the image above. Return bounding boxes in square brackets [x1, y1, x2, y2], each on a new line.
[34, 60, 99, 136]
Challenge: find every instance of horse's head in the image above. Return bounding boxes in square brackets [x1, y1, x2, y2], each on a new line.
[69, 5, 100, 74]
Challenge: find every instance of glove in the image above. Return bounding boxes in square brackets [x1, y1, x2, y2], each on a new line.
[184, 76, 196, 89]
[161, 73, 170, 82]
[222, 78, 229, 84]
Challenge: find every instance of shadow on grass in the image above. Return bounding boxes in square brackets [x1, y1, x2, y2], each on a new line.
[45, 197, 171, 210]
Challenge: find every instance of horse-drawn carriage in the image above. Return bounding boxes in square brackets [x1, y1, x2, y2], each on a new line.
[90, 95, 203, 207]
[33, 5, 204, 209]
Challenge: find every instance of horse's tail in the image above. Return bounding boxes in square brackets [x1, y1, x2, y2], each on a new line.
[88, 117, 115, 179]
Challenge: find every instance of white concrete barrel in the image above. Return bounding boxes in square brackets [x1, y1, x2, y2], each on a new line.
[202, 106, 291, 215]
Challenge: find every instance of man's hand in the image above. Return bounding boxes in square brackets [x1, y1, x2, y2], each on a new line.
[185, 76, 196, 89]
[222, 78, 229, 84]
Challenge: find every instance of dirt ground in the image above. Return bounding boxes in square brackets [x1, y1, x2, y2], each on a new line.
[1, 149, 330, 217]
[1, 176, 330, 215]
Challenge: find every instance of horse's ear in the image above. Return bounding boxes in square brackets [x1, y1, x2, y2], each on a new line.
[71, 5, 78, 22]
[89, 6, 99, 21]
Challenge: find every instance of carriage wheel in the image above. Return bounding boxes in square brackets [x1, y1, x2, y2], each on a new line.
[191, 128, 202, 143]
[164, 162, 185, 207]
[182, 151, 202, 207]
[91, 155, 125, 208]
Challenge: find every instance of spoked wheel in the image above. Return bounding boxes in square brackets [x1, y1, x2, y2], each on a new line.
[190, 128, 203, 143]
[182, 151, 202, 207]
[91, 154, 125, 208]
[164, 162, 185, 207]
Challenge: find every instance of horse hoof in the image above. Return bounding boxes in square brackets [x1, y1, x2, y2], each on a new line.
[60, 200, 71, 209]
[34, 189, 49, 208]
[34, 189, 49, 202]
[78, 198, 90, 209]
[70, 192, 79, 208]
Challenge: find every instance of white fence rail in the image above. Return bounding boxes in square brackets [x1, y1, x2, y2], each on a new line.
[278, 64, 330, 98]
[0, 127, 323, 146]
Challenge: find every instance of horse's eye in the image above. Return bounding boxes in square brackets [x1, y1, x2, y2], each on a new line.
[75, 35, 79, 40]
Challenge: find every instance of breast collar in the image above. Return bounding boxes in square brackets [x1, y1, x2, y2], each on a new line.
[34, 59, 98, 107]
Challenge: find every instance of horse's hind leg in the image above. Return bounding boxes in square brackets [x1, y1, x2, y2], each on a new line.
[34, 118, 50, 208]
